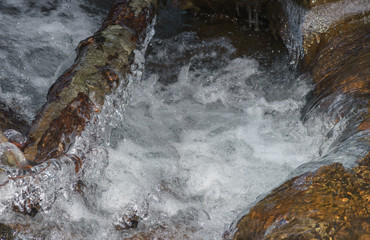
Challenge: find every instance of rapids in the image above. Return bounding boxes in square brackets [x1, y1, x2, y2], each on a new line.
[0, 1, 366, 239]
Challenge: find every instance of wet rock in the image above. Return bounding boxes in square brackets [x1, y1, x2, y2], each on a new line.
[0, 103, 29, 167]
[23, 0, 157, 164]
[0, 223, 16, 240]
[232, 156, 370, 239]
[2, 129, 27, 148]
[0, 102, 29, 136]
[0, 142, 28, 168]
[0, 129, 7, 144]
[302, 11, 370, 69]
[301, 11, 369, 145]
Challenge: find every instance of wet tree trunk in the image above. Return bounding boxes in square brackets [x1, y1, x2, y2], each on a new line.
[22, 0, 157, 164]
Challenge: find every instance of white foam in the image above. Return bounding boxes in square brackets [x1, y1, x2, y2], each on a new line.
[0, 5, 327, 239]
[278, 0, 369, 64]
[303, 0, 370, 36]
[95, 33, 323, 238]
[0, 0, 106, 120]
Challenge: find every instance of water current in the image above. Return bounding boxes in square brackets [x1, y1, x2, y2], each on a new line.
[0, 1, 362, 239]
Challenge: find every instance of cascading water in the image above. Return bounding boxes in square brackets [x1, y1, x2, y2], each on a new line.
[0, 1, 366, 239]
[0, 0, 108, 121]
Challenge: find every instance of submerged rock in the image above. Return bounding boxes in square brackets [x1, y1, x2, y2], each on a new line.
[0, 102, 29, 167]
[0, 142, 28, 168]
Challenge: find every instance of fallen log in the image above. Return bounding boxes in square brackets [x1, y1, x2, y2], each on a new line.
[22, 0, 157, 164]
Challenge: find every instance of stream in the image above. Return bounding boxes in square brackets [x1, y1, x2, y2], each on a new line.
[0, 1, 366, 239]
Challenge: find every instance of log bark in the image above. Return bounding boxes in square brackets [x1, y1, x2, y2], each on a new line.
[22, 0, 157, 164]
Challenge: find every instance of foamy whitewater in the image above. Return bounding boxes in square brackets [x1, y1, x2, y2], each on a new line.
[0, 2, 329, 239]
[0, 0, 107, 121]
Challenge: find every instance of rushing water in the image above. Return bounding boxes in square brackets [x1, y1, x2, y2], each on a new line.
[0, 0, 108, 121]
[0, 1, 365, 240]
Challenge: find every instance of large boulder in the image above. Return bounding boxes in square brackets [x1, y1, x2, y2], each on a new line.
[232, 156, 369, 239]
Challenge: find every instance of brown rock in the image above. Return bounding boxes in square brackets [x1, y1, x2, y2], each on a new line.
[231, 1, 369, 238]
[232, 155, 370, 239]
[0, 129, 7, 144]
[302, 11, 369, 141]
[303, 11, 370, 70]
